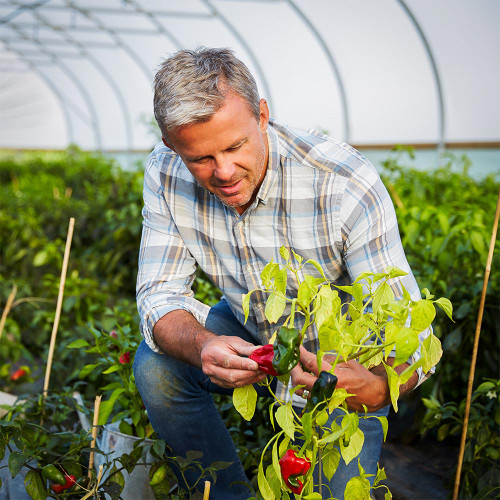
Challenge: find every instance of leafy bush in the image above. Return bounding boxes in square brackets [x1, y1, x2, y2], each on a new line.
[380, 149, 499, 403]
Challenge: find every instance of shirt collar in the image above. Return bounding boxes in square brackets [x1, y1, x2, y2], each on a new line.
[256, 121, 280, 205]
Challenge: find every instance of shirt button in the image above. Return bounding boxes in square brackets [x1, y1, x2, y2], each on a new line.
[246, 264, 253, 273]
[256, 303, 264, 310]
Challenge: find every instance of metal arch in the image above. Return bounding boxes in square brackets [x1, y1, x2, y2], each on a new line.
[4, 24, 103, 149]
[202, 0, 274, 110]
[4, 46, 75, 144]
[31, 9, 134, 152]
[63, 1, 153, 83]
[286, 0, 350, 141]
[397, 0, 446, 151]
[127, 0, 183, 50]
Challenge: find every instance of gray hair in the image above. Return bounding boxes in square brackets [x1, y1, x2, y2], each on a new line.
[153, 47, 260, 138]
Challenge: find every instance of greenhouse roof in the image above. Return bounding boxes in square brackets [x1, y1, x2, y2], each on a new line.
[0, 0, 499, 152]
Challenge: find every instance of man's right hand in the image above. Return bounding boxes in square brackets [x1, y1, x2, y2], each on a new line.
[201, 336, 267, 388]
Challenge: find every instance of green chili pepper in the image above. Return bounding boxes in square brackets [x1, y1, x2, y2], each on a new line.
[41, 464, 66, 485]
[306, 371, 338, 412]
[272, 326, 301, 375]
[149, 465, 168, 486]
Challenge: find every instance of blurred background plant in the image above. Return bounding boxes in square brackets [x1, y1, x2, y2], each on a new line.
[1, 146, 498, 497]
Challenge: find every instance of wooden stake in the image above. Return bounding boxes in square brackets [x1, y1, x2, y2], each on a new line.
[43, 217, 75, 396]
[453, 185, 500, 500]
[203, 480, 211, 500]
[88, 395, 102, 479]
[0, 283, 17, 341]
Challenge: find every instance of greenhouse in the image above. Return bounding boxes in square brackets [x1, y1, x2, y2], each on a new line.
[0, 1, 499, 499]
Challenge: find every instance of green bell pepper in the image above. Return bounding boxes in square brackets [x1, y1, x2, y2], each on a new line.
[306, 371, 338, 412]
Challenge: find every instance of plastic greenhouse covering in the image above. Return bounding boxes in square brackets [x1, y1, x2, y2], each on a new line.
[0, 0, 499, 155]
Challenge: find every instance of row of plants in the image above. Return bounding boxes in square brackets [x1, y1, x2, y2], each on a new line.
[1, 147, 498, 498]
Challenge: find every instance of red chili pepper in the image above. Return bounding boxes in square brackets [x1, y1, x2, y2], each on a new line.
[10, 369, 27, 381]
[279, 449, 311, 494]
[119, 352, 131, 364]
[50, 474, 76, 493]
[249, 344, 278, 376]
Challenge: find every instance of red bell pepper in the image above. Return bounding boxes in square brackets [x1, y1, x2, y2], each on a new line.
[249, 344, 278, 376]
[119, 352, 131, 364]
[279, 449, 311, 494]
[50, 474, 76, 493]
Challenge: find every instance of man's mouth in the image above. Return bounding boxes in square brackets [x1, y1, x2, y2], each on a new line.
[216, 179, 243, 195]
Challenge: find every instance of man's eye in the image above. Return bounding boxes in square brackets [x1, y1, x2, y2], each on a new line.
[228, 145, 242, 151]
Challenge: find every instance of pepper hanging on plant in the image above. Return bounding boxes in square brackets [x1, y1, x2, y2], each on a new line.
[305, 371, 338, 413]
[279, 449, 311, 494]
[250, 326, 301, 376]
[41, 464, 66, 485]
[50, 474, 76, 493]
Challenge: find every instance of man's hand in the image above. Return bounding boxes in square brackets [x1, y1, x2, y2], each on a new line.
[200, 336, 267, 388]
[291, 347, 417, 412]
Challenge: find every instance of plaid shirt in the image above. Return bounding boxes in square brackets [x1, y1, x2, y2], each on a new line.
[137, 119, 432, 402]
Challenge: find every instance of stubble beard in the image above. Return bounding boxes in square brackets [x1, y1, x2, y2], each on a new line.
[216, 133, 267, 210]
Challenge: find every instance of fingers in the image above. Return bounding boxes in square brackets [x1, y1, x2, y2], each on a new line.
[290, 363, 316, 397]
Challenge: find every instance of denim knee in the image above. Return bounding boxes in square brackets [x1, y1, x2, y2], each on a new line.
[133, 340, 208, 411]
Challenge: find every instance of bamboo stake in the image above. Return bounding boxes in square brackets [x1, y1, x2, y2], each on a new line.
[387, 183, 404, 209]
[88, 395, 102, 479]
[0, 283, 17, 341]
[43, 217, 75, 396]
[453, 185, 500, 500]
[203, 480, 211, 500]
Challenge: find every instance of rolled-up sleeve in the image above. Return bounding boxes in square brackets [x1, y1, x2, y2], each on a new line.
[136, 152, 210, 353]
[340, 163, 433, 387]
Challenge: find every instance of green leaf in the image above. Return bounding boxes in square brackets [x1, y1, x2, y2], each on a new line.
[384, 363, 401, 412]
[102, 365, 121, 375]
[242, 291, 252, 323]
[261, 261, 279, 287]
[258, 459, 275, 500]
[108, 466, 125, 497]
[232, 385, 257, 421]
[265, 463, 281, 499]
[302, 411, 313, 442]
[372, 282, 395, 312]
[24, 470, 47, 500]
[271, 438, 282, 491]
[274, 267, 288, 295]
[33, 250, 48, 267]
[275, 404, 295, 440]
[79, 363, 100, 379]
[470, 230, 485, 255]
[378, 415, 388, 441]
[265, 292, 286, 324]
[394, 327, 419, 367]
[374, 464, 387, 486]
[322, 448, 340, 481]
[66, 338, 91, 349]
[305, 258, 327, 280]
[341, 428, 364, 465]
[279, 246, 290, 262]
[421, 333, 443, 373]
[434, 297, 454, 321]
[98, 388, 125, 425]
[297, 280, 313, 308]
[410, 299, 436, 332]
[304, 494, 323, 500]
[9, 451, 25, 478]
[344, 473, 371, 500]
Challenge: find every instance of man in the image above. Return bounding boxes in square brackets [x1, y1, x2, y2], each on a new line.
[134, 47, 430, 499]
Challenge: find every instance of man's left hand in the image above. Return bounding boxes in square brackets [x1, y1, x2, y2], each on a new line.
[291, 346, 417, 412]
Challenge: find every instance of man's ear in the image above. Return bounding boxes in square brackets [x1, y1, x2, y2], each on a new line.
[259, 98, 270, 133]
[162, 137, 175, 152]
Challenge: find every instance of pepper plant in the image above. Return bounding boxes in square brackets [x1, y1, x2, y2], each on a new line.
[233, 247, 451, 499]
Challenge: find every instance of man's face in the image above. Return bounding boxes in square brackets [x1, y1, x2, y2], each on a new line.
[163, 93, 270, 215]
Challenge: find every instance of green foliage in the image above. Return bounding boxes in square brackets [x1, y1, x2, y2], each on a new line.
[421, 378, 500, 499]
[237, 248, 449, 498]
[380, 149, 499, 403]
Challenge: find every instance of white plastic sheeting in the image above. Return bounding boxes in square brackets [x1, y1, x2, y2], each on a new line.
[0, 0, 499, 151]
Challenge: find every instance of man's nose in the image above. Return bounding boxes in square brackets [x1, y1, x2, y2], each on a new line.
[213, 155, 236, 181]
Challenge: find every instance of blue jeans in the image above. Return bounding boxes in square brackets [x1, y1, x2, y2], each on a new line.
[134, 300, 389, 499]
